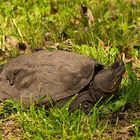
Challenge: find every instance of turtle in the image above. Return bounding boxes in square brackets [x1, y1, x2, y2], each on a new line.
[0, 50, 125, 113]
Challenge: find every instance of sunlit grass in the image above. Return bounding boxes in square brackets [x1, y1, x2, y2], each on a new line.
[0, 0, 140, 139]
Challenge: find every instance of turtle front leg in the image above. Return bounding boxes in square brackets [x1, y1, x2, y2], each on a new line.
[69, 91, 94, 114]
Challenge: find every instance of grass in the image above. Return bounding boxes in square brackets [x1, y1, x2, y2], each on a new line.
[0, 0, 140, 139]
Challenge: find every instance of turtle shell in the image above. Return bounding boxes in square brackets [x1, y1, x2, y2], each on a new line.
[0, 50, 104, 106]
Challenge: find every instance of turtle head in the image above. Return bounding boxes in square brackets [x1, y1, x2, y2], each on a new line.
[93, 60, 125, 94]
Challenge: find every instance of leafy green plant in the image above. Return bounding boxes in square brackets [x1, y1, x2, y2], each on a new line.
[124, 62, 140, 104]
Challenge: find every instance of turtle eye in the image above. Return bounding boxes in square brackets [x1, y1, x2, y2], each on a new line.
[112, 61, 120, 69]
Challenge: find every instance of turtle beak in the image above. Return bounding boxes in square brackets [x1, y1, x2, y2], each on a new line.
[111, 60, 125, 77]
[109, 60, 125, 90]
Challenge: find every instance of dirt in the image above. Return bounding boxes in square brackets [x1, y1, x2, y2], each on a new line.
[0, 118, 24, 140]
[102, 105, 140, 140]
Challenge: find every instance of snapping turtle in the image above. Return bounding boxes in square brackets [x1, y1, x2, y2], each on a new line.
[0, 50, 125, 113]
